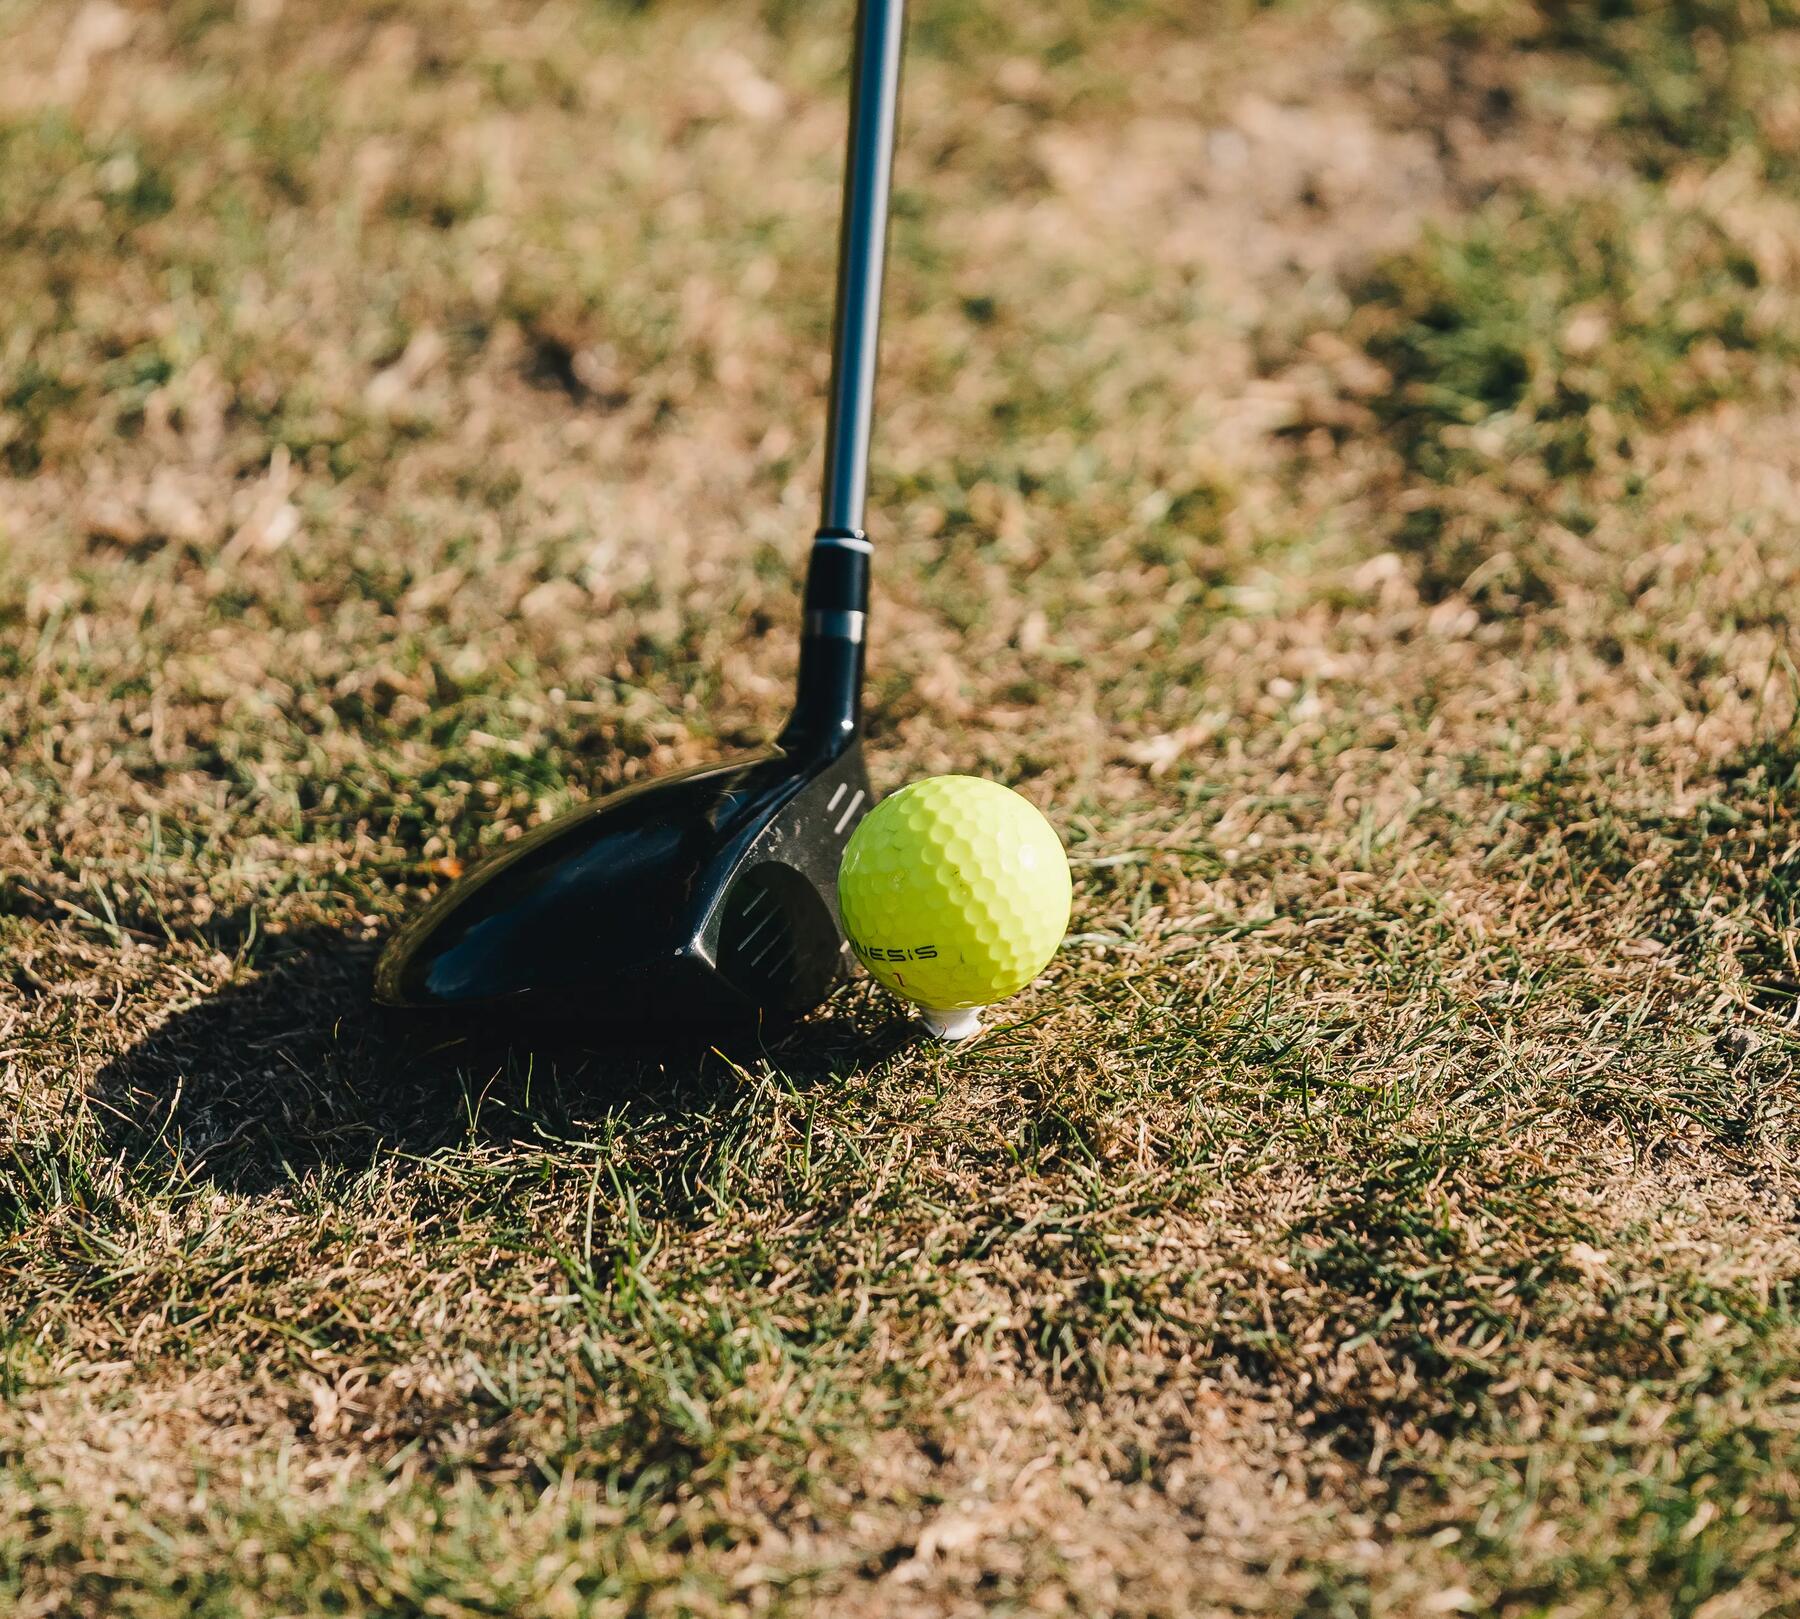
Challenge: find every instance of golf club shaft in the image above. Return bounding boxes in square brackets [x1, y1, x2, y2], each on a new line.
[787, 0, 904, 752]
[820, 0, 905, 537]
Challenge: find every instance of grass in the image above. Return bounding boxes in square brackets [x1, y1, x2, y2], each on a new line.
[1336, 193, 1788, 598]
[2, 0, 1799, 1614]
[1380, 0, 1800, 183]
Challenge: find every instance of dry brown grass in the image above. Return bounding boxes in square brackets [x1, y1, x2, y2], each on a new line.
[3, 0, 1798, 1614]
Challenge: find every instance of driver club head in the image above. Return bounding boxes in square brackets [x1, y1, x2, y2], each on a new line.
[374, 742, 872, 1031]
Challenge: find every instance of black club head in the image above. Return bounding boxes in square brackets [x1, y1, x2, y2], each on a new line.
[374, 743, 872, 1031]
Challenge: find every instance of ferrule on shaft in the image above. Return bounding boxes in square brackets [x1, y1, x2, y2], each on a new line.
[782, 528, 871, 753]
[802, 528, 871, 617]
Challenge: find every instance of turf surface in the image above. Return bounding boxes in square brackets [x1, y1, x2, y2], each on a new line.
[2, 0, 1798, 1613]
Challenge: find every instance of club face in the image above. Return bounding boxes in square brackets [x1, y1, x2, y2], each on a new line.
[373, 744, 871, 1031]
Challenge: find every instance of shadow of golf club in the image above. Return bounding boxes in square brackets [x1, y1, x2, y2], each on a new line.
[88, 913, 919, 1197]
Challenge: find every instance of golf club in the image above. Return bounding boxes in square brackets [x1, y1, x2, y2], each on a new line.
[373, 0, 907, 1028]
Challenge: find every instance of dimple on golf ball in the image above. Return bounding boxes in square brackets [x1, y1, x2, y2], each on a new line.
[838, 776, 1071, 1026]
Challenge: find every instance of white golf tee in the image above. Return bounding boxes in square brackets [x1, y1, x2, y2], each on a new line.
[917, 1005, 983, 1041]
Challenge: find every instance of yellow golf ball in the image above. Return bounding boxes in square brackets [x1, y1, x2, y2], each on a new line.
[838, 776, 1071, 1016]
